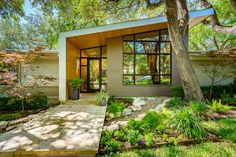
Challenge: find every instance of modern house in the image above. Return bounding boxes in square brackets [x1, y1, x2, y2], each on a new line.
[58, 8, 216, 101]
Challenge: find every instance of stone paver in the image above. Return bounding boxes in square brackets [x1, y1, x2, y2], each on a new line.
[0, 104, 106, 156]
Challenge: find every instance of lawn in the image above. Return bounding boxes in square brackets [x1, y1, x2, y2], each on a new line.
[99, 117, 236, 157]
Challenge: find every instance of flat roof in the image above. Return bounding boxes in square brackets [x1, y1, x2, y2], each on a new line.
[60, 8, 214, 49]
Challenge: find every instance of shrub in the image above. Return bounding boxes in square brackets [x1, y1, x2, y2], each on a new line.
[127, 119, 141, 130]
[0, 92, 48, 111]
[113, 130, 127, 141]
[144, 133, 154, 146]
[96, 90, 109, 105]
[171, 108, 207, 139]
[126, 129, 140, 145]
[191, 101, 208, 117]
[107, 102, 125, 117]
[209, 99, 231, 113]
[26, 92, 48, 109]
[166, 97, 186, 109]
[221, 91, 236, 106]
[68, 78, 84, 89]
[104, 138, 123, 153]
[171, 84, 236, 99]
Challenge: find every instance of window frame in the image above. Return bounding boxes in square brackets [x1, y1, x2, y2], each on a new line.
[122, 29, 172, 86]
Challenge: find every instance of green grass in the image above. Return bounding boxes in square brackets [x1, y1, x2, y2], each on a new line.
[0, 112, 23, 121]
[105, 142, 236, 157]
[98, 117, 236, 156]
[205, 117, 236, 143]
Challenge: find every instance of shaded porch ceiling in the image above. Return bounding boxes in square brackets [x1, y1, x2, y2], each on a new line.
[63, 8, 214, 49]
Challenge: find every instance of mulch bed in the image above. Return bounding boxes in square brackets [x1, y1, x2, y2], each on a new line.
[99, 135, 221, 154]
[209, 108, 236, 119]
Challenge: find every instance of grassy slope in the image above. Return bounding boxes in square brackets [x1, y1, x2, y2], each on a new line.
[101, 117, 236, 157]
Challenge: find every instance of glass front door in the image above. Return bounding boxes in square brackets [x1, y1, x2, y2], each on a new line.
[80, 46, 107, 93]
[88, 59, 100, 92]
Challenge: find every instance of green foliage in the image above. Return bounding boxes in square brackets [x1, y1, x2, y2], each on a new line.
[100, 130, 113, 146]
[113, 130, 127, 141]
[26, 92, 48, 109]
[107, 102, 125, 116]
[221, 91, 236, 106]
[170, 86, 184, 98]
[190, 101, 208, 117]
[0, 92, 48, 111]
[68, 78, 84, 89]
[166, 97, 186, 109]
[96, 90, 109, 105]
[171, 108, 207, 139]
[126, 129, 140, 145]
[0, 112, 23, 121]
[127, 111, 167, 134]
[144, 133, 154, 147]
[171, 84, 236, 100]
[209, 99, 231, 113]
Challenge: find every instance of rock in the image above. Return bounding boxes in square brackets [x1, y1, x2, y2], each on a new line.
[133, 100, 145, 106]
[163, 98, 171, 104]
[122, 108, 132, 116]
[106, 124, 119, 131]
[118, 121, 128, 127]
[155, 103, 166, 111]
[137, 113, 146, 119]
[0, 121, 8, 130]
[129, 105, 142, 111]
[106, 113, 115, 119]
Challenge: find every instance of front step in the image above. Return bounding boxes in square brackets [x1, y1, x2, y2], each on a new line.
[0, 150, 96, 157]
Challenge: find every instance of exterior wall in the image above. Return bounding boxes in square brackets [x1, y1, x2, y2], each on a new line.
[21, 54, 59, 97]
[107, 37, 181, 97]
[191, 59, 235, 86]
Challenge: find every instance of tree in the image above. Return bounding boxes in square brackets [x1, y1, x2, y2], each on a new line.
[200, 0, 236, 34]
[0, 47, 55, 111]
[0, 0, 25, 18]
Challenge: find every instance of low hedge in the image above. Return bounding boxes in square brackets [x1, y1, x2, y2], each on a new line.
[0, 92, 48, 111]
[171, 84, 236, 99]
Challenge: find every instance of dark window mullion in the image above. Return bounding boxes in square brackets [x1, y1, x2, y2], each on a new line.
[158, 30, 161, 84]
[133, 34, 136, 85]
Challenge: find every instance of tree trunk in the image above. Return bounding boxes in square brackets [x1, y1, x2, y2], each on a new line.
[166, 0, 204, 101]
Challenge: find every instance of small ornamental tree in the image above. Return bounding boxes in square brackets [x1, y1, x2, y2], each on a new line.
[0, 46, 55, 111]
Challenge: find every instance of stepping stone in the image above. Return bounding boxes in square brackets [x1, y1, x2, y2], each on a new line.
[129, 105, 142, 111]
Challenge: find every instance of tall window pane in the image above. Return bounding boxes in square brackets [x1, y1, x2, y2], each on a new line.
[123, 54, 134, 74]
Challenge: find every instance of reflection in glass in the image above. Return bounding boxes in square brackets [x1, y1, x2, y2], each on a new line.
[160, 55, 170, 74]
[160, 42, 170, 53]
[161, 30, 170, 41]
[161, 76, 170, 84]
[135, 42, 158, 54]
[135, 76, 153, 85]
[89, 59, 100, 90]
[135, 31, 159, 41]
[81, 48, 100, 57]
[123, 76, 134, 85]
[123, 54, 134, 74]
[123, 42, 134, 53]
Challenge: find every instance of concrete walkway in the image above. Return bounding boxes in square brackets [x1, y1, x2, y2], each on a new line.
[0, 104, 106, 157]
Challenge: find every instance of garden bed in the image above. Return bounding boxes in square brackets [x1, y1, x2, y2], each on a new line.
[99, 136, 221, 154]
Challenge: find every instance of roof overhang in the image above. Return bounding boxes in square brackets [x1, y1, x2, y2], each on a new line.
[60, 8, 214, 49]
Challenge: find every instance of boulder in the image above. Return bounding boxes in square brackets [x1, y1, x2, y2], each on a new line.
[129, 105, 142, 111]
[106, 124, 119, 131]
[122, 108, 132, 116]
[118, 121, 128, 127]
[133, 100, 145, 107]
[0, 121, 8, 130]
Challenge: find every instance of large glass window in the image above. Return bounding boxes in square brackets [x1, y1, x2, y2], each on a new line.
[123, 29, 172, 85]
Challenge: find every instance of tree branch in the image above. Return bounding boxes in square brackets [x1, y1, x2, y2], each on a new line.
[230, 0, 236, 10]
[200, 0, 236, 34]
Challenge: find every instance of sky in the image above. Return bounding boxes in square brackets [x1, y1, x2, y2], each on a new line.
[23, 0, 37, 16]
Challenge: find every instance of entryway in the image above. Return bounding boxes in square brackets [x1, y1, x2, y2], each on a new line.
[80, 46, 107, 93]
